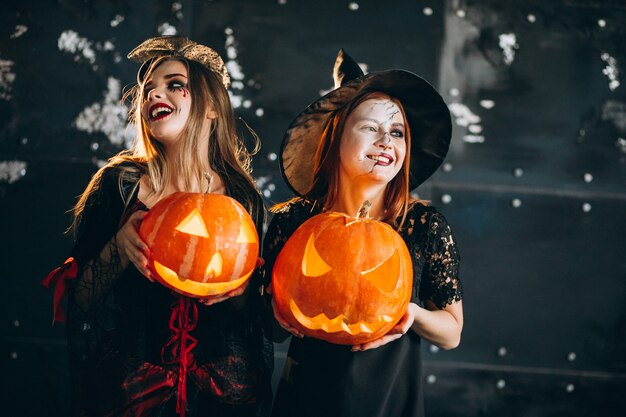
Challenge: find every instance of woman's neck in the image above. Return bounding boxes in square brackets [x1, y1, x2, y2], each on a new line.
[330, 179, 387, 219]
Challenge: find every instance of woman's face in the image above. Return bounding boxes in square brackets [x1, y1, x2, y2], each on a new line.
[141, 59, 192, 147]
[338, 96, 407, 185]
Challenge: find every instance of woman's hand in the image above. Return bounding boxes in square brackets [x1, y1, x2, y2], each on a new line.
[116, 210, 153, 281]
[197, 257, 264, 306]
[267, 284, 304, 338]
[197, 281, 249, 306]
[351, 303, 417, 352]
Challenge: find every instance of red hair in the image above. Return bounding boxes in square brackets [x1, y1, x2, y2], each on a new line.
[280, 91, 415, 230]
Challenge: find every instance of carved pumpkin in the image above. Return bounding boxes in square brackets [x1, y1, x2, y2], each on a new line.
[272, 204, 413, 345]
[138, 192, 259, 298]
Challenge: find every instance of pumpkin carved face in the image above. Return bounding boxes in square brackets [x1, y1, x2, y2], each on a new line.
[138, 192, 259, 298]
[272, 211, 413, 345]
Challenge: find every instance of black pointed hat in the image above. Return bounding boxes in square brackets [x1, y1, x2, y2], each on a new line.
[280, 49, 452, 196]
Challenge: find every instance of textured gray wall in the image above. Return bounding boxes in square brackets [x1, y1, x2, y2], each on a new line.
[1, 1, 625, 416]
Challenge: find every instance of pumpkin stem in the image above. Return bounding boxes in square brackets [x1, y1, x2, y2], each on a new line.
[356, 200, 372, 220]
[204, 172, 213, 194]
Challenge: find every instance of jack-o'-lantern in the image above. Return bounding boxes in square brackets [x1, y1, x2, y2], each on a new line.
[138, 192, 259, 298]
[272, 202, 413, 345]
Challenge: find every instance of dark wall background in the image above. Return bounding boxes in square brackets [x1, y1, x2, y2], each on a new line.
[1, 1, 625, 416]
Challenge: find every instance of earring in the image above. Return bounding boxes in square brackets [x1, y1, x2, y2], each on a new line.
[204, 172, 213, 194]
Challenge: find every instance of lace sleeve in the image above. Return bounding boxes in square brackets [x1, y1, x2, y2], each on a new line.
[68, 168, 129, 317]
[261, 211, 294, 288]
[418, 210, 463, 309]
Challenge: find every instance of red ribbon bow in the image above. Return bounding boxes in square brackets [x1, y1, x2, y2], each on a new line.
[41, 257, 78, 324]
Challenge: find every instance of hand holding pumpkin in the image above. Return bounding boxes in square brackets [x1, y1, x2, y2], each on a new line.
[351, 302, 417, 352]
[267, 284, 304, 338]
[116, 210, 153, 281]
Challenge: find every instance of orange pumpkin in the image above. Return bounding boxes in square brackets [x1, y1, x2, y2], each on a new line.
[138, 192, 259, 298]
[272, 205, 413, 345]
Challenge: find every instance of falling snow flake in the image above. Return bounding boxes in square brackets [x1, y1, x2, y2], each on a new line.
[0, 59, 16, 100]
[58, 31, 117, 71]
[601, 52, 620, 91]
[498, 33, 518, 66]
[58, 30, 97, 64]
[448, 103, 481, 127]
[73, 77, 135, 147]
[158, 23, 178, 36]
[10, 25, 28, 39]
[0, 161, 27, 183]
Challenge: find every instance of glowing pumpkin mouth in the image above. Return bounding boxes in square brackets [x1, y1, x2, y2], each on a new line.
[289, 299, 394, 335]
[153, 260, 253, 296]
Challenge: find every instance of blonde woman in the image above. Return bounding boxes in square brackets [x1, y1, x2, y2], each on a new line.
[43, 37, 271, 417]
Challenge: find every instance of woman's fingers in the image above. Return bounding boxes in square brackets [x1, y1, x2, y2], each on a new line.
[272, 297, 304, 338]
[352, 333, 403, 352]
[351, 304, 416, 352]
[198, 280, 249, 306]
[117, 210, 152, 280]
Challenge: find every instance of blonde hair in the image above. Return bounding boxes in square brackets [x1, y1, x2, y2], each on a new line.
[70, 56, 261, 234]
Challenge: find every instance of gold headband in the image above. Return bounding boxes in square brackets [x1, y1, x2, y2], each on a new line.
[127, 35, 231, 88]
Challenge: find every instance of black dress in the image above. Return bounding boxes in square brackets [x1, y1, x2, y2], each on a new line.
[45, 164, 273, 417]
[263, 198, 462, 417]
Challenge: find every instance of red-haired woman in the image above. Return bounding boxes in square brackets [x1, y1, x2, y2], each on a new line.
[263, 50, 464, 417]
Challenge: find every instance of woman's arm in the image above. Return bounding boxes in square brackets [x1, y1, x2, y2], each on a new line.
[353, 208, 464, 352]
[410, 299, 463, 349]
[70, 169, 150, 313]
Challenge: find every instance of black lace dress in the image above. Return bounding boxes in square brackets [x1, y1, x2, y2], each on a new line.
[44, 165, 273, 417]
[262, 198, 462, 417]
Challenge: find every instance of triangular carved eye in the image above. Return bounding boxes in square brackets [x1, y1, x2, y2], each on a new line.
[360, 249, 400, 293]
[175, 209, 209, 237]
[302, 234, 332, 277]
[236, 219, 257, 244]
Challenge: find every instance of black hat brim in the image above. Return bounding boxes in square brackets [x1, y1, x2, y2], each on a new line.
[280, 69, 452, 196]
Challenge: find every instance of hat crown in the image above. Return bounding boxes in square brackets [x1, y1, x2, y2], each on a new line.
[333, 49, 364, 89]
[128, 35, 231, 88]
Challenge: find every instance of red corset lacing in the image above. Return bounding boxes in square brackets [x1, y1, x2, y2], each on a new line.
[162, 296, 198, 417]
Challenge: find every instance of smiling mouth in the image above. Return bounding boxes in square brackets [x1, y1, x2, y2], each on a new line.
[149, 104, 173, 121]
[366, 154, 394, 166]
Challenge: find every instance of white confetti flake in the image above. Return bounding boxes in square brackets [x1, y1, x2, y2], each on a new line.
[58, 30, 97, 64]
[110, 15, 125, 27]
[479, 100, 495, 109]
[231, 80, 244, 90]
[448, 103, 481, 127]
[601, 52, 620, 91]
[423, 7, 433, 16]
[499, 33, 518, 66]
[462, 134, 485, 143]
[527, 14, 536, 23]
[0, 59, 16, 100]
[157, 22, 178, 36]
[255, 175, 272, 188]
[468, 124, 483, 134]
[58, 30, 117, 70]
[10, 25, 28, 39]
[348, 2, 359, 11]
[73, 77, 135, 147]
[0, 160, 27, 183]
